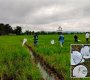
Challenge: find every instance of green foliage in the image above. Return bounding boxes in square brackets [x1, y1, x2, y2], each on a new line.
[31, 34, 90, 80]
[14, 26, 22, 35]
[0, 23, 13, 35]
[0, 23, 22, 35]
[0, 34, 90, 80]
[0, 35, 42, 80]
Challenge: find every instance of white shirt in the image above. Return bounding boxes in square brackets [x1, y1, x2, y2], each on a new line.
[86, 33, 89, 38]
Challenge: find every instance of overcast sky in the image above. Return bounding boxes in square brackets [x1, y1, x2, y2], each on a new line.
[0, 0, 90, 32]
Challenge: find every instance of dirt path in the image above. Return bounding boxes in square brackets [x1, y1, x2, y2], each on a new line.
[25, 44, 64, 80]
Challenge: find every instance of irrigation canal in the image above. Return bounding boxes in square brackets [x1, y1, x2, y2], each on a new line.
[25, 44, 64, 80]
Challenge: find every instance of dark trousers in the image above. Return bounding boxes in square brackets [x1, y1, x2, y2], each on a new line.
[86, 38, 89, 43]
[34, 39, 38, 46]
[75, 39, 78, 43]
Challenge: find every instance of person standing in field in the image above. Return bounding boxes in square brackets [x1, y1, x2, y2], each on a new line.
[59, 33, 64, 47]
[34, 33, 38, 46]
[74, 34, 78, 43]
[85, 32, 89, 43]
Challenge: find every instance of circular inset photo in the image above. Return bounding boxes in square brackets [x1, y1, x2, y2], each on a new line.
[73, 65, 88, 78]
[80, 46, 90, 59]
[71, 51, 84, 65]
[71, 44, 90, 78]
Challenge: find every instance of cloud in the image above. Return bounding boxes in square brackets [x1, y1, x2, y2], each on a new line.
[0, 0, 90, 31]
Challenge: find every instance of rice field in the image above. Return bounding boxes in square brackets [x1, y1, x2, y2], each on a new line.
[0, 36, 42, 80]
[0, 34, 90, 80]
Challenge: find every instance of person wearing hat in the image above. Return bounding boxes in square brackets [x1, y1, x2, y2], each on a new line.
[85, 32, 89, 43]
[34, 33, 38, 46]
[74, 34, 78, 43]
[58, 33, 64, 47]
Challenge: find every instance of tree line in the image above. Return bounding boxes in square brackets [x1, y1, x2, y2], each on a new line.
[0, 23, 59, 35]
[0, 23, 22, 35]
[0, 23, 85, 35]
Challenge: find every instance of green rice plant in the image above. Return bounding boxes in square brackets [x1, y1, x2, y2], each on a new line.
[0, 35, 42, 80]
[30, 34, 90, 80]
[0, 34, 90, 80]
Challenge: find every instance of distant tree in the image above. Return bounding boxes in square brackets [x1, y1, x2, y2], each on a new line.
[4, 24, 13, 34]
[0, 23, 13, 35]
[25, 30, 29, 35]
[0, 23, 4, 35]
[31, 31, 34, 35]
[14, 26, 22, 35]
[40, 31, 46, 35]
